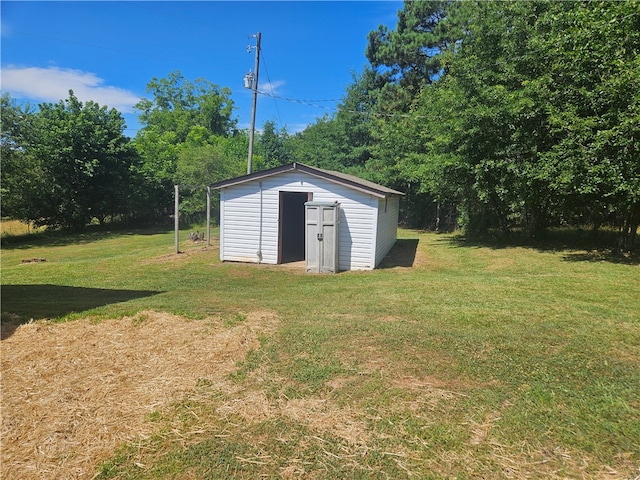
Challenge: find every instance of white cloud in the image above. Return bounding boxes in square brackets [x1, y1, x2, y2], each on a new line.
[259, 79, 285, 96]
[286, 123, 310, 134]
[0, 66, 141, 112]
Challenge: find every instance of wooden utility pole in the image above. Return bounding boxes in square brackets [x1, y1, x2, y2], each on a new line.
[247, 32, 261, 174]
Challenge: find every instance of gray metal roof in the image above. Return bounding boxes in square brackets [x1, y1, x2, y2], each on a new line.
[209, 162, 405, 198]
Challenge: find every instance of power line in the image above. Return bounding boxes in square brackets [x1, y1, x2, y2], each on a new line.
[11, 28, 440, 127]
[255, 90, 439, 121]
[256, 90, 339, 110]
[259, 51, 283, 128]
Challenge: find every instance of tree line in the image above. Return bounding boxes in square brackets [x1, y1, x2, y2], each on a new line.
[2, 72, 266, 230]
[2, 1, 638, 249]
[296, 0, 639, 250]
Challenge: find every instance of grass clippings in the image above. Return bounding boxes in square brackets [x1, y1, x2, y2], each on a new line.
[1, 309, 279, 479]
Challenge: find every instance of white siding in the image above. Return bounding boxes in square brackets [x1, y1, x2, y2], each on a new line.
[220, 181, 278, 264]
[374, 196, 400, 267]
[219, 171, 393, 271]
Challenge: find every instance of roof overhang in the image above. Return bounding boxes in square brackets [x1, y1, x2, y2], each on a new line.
[209, 162, 405, 199]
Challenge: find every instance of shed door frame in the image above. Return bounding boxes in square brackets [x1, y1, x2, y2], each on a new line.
[278, 191, 313, 264]
[305, 201, 340, 273]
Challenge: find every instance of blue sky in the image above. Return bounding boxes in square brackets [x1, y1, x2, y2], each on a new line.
[1, 1, 402, 136]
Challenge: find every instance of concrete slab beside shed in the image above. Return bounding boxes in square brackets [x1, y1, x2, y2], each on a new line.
[209, 162, 405, 271]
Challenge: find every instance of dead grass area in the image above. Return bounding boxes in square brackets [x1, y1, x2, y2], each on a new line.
[142, 244, 219, 265]
[0, 310, 279, 480]
[216, 386, 372, 448]
[2, 308, 635, 479]
[0, 219, 45, 237]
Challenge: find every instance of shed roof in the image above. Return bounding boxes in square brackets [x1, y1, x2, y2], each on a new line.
[209, 162, 405, 199]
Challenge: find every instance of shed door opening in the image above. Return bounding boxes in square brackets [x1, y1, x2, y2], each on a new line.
[279, 192, 311, 263]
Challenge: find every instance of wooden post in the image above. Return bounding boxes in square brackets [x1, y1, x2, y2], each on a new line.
[174, 185, 180, 254]
[206, 186, 211, 247]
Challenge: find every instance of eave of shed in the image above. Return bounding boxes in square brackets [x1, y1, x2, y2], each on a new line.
[209, 162, 405, 199]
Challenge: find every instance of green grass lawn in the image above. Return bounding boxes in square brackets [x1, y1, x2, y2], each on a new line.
[2, 227, 639, 478]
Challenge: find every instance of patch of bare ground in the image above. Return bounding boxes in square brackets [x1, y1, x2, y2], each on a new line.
[390, 375, 472, 408]
[217, 388, 372, 448]
[142, 244, 219, 265]
[0, 310, 279, 479]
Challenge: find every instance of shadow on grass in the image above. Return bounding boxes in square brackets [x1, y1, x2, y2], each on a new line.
[1, 284, 162, 339]
[442, 230, 639, 265]
[378, 239, 419, 268]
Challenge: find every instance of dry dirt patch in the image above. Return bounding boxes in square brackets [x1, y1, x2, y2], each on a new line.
[1, 310, 279, 480]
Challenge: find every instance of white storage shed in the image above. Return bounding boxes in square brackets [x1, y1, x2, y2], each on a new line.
[210, 162, 404, 272]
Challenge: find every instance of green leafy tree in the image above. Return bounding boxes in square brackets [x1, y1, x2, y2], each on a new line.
[0, 94, 41, 222]
[256, 120, 292, 170]
[366, 0, 451, 91]
[288, 70, 383, 173]
[348, 1, 461, 226]
[7, 91, 140, 229]
[289, 115, 345, 171]
[174, 130, 248, 222]
[333, 70, 381, 169]
[431, 1, 558, 235]
[535, 1, 640, 249]
[136, 71, 236, 140]
[423, 0, 640, 245]
[134, 71, 237, 216]
[363, 0, 639, 250]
